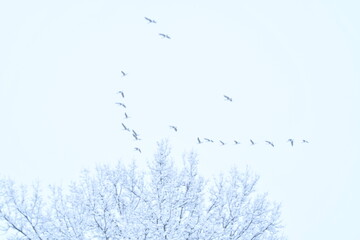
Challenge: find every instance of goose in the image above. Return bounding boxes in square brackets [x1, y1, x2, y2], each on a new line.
[124, 113, 129, 119]
[197, 137, 202, 144]
[287, 139, 294, 146]
[115, 102, 126, 108]
[132, 129, 138, 137]
[219, 140, 225, 145]
[132, 134, 141, 141]
[250, 139, 255, 145]
[302, 139, 309, 143]
[134, 147, 142, 153]
[144, 17, 156, 23]
[224, 95, 233, 102]
[234, 140, 240, 145]
[204, 138, 214, 143]
[118, 91, 125, 98]
[159, 33, 171, 39]
[121, 71, 127, 77]
[169, 125, 177, 132]
[265, 141, 274, 147]
[121, 123, 130, 131]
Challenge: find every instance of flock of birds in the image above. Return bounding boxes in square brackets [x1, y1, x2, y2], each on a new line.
[115, 17, 173, 154]
[115, 17, 309, 154]
[195, 136, 309, 147]
[115, 88, 142, 153]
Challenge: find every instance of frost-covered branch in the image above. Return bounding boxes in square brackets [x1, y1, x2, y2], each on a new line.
[0, 141, 286, 240]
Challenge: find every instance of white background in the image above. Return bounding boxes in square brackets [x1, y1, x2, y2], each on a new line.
[1, 0, 359, 239]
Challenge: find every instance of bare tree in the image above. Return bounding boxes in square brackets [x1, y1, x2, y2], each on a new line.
[0, 179, 49, 240]
[205, 169, 282, 240]
[0, 141, 286, 240]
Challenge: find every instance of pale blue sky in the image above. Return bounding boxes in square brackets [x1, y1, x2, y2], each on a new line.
[1, 0, 359, 239]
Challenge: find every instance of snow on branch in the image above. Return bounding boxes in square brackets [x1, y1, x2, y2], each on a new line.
[0, 142, 285, 240]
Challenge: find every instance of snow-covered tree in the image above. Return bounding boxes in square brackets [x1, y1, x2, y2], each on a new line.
[0, 141, 285, 239]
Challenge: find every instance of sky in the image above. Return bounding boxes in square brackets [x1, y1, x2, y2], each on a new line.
[0, 0, 360, 239]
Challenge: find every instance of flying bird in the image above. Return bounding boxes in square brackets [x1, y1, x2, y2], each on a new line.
[132, 129, 138, 137]
[302, 139, 309, 143]
[118, 91, 125, 98]
[169, 125, 177, 132]
[115, 102, 126, 108]
[134, 147, 142, 153]
[224, 95, 233, 102]
[121, 123, 130, 131]
[204, 138, 214, 143]
[288, 139, 294, 146]
[197, 137, 202, 144]
[121, 71, 127, 77]
[234, 140, 240, 145]
[219, 140, 225, 146]
[159, 33, 171, 39]
[265, 141, 275, 147]
[124, 113, 129, 119]
[144, 17, 156, 23]
[250, 139, 255, 145]
[132, 134, 141, 141]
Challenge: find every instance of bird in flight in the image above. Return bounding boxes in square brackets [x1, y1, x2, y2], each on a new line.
[121, 71, 127, 77]
[219, 140, 225, 146]
[134, 147, 142, 153]
[115, 102, 126, 108]
[122, 123, 130, 131]
[250, 139, 255, 145]
[302, 139, 309, 143]
[234, 140, 240, 145]
[197, 137, 202, 144]
[224, 95, 233, 102]
[132, 133, 141, 141]
[204, 138, 214, 143]
[169, 125, 177, 132]
[132, 129, 138, 137]
[118, 91, 125, 98]
[144, 17, 156, 23]
[265, 141, 275, 147]
[159, 33, 171, 39]
[124, 112, 129, 119]
[288, 139, 294, 146]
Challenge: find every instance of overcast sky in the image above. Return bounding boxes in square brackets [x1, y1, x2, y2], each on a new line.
[1, 0, 359, 239]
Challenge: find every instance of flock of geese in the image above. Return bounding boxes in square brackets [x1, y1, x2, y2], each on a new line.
[115, 17, 309, 154]
[115, 17, 172, 153]
[115, 90, 142, 152]
[196, 137, 309, 147]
